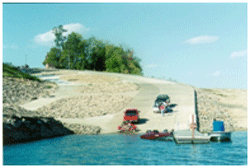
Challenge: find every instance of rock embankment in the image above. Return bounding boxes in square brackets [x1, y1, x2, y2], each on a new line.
[3, 104, 73, 145]
[63, 123, 101, 135]
[79, 83, 139, 93]
[60, 74, 122, 83]
[37, 95, 133, 118]
[3, 77, 57, 105]
[3, 71, 138, 145]
[3, 104, 102, 145]
[195, 88, 247, 133]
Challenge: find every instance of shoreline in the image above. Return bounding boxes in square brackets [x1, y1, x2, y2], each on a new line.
[3, 69, 247, 145]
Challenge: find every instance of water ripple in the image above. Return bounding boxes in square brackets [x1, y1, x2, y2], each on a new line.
[3, 132, 247, 165]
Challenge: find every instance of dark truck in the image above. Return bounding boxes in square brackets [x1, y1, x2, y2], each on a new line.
[153, 94, 171, 113]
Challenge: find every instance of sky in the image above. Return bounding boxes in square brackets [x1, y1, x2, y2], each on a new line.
[2, 2, 248, 89]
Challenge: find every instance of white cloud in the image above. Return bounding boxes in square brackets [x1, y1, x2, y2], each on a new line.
[231, 50, 247, 59]
[207, 70, 221, 77]
[147, 64, 159, 68]
[34, 30, 54, 45]
[34, 23, 90, 45]
[185, 35, 219, 44]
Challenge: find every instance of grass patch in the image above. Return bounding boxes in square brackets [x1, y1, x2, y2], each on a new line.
[46, 85, 52, 89]
[3, 63, 41, 82]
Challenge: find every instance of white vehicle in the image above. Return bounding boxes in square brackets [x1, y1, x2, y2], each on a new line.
[153, 94, 171, 113]
[153, 102, 170, 113]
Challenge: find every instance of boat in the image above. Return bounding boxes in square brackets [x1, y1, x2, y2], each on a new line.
[173, 129, 210, 144]
[140, 130, 173, 141]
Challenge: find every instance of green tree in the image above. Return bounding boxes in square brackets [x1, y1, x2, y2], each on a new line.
[92, 39, 106, 71]
[43, 25, 67, 68]
[61, 32, 83, 69]
[43, 47, 61, 68]
[53, 25, 67, 49]
[105, 47, 124, 73]
[43, 26, 143, 75]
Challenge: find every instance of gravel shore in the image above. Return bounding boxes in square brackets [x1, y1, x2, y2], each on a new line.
[2, 72, 138, 144]
[3, 77, 57, 105]
[195, 88, 247, 132]
[3, 69, 247, 145]
[37, 94, 133, 118]
[78, 83, 139, 93]
[60, 74, 122, 83]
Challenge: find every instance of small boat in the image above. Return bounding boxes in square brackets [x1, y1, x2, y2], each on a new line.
[140, 130, 173, 141]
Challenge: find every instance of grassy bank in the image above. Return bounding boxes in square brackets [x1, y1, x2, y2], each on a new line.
[3, 63, 41, 82]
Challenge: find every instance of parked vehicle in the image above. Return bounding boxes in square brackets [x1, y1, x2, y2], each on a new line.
[156, 94, 170, 104]
[123, 109, 140, 123]
[153, 94, 171, 113]
[140, 129, 174, 141]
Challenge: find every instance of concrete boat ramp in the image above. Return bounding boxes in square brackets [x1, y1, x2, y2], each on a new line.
[21, 70, 206, 142]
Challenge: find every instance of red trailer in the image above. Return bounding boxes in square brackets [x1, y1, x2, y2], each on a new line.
[118, 121, 138, 133]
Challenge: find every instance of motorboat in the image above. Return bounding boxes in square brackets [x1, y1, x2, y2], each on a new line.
[140, 130, 173, 141]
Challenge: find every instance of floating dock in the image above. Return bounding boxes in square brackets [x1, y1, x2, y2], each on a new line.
[173, 130, 210, 144]
[209, 132, 231, 141]
[208, 120, 232, 142]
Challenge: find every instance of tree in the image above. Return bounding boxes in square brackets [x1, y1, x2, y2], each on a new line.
[43, 47, 61, 68]
[53, 25, 67, 49]
[105, 47, 123, 73]
[43, 26, 143, 75]
[61, 32, 83, 69]
[92, 39, 106, 71]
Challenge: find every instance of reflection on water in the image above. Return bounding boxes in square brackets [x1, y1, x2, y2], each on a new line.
[3, 132, 247, 165]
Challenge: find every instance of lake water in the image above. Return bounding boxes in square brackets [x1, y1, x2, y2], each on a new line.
[3, 131, 247, 165]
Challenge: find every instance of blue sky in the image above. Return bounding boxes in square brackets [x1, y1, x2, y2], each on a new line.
[2, 3, 247, 89]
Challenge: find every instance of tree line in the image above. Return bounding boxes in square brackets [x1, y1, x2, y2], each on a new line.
[43, 25, 143, 75]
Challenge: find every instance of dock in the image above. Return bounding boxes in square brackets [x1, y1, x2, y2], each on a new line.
[209, 132, 231, 141]
[173, 129, 210, 144]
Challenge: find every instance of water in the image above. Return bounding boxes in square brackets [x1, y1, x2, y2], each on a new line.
[3, 131, 247, 165]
